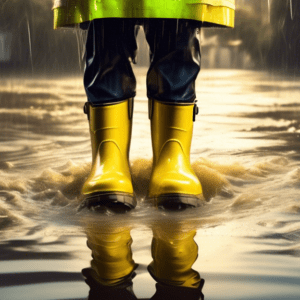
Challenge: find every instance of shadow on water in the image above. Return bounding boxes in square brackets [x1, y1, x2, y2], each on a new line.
[0, 238, 72, 261]
[0, 236, 84, 299]
[252, 84, 300, 93]
[0, 272, 83, 288]
[242, 133, 300, 161]
[234, 105, 300, 159]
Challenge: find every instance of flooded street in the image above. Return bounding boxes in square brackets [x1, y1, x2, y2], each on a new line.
[0, 67, 300, 299]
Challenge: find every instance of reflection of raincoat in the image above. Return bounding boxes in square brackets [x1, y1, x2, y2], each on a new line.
[53, 0, 235, 29]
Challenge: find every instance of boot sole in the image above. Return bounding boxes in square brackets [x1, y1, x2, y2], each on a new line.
[79, 192, 136, 213]
[150, 193, 205, 210]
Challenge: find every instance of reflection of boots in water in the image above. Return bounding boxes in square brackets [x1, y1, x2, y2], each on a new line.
[80, 99, 136, 212]
[149, 224, 205, 300]
[82, 224, 138, 299]
[83, 270, 137, 300]
[151, 282, 204, 300]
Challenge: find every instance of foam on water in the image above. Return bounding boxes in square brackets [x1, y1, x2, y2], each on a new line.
[1, 154, 299, 238]
[285, 204, 300, 214]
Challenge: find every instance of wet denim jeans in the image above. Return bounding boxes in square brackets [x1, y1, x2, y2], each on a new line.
[84, 18, 201, 105]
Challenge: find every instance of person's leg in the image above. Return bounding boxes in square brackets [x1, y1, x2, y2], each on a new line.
[81, 19, 139, 211]
[144, 19, 204, 209]
[144, 19, 201, 103]
[84, 18, 138, 104]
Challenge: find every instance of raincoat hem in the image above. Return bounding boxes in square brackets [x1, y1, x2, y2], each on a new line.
[53, 5, 235, 29]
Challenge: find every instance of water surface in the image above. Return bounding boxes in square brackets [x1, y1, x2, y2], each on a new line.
[0, 68, 300, 299]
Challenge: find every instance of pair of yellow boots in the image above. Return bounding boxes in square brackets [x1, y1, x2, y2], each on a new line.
[81, 98, 204, 211]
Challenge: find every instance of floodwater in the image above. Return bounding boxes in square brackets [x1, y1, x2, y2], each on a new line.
[0, 67, 300, 299]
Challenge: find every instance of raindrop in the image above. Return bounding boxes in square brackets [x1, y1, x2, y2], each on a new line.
[26, 14, 34, 74]
[75, 27, 85, 71]
[75, 32, 81, 70]
[290, 0, 295, 20]
[267, 0, 271, 23]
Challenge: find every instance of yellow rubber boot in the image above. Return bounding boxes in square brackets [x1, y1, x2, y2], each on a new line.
[80, 99, 136, 211]
[148, 99, 204, 209]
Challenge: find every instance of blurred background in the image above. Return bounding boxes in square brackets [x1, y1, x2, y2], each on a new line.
[0, 0, 299, 76]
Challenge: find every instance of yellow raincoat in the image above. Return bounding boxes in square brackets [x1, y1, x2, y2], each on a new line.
[53, 0, 235, 29]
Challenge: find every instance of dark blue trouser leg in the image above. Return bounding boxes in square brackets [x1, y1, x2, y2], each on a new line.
[144, 19, 201, 103]
[84, 19, 138, 105]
